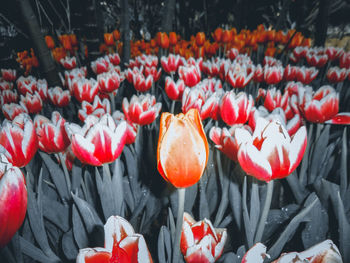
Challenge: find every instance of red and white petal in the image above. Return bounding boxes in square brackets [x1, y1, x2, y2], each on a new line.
[288, 126, 307, 174]
[241, 243, 269, 263]
[104, 215, 135, 251]
[325, 112, 350, 125]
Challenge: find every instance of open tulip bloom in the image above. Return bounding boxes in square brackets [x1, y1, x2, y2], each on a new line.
[77, 216, 153, 263]
[236, 117, 307, 182]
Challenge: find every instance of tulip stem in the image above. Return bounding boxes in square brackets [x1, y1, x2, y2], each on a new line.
[109, 92, 116, 113]
[254, 180, 274, 243]
[172, 187, 186, 263]
[170, 100, 176, 114]
[103, 163, 112, 182]
[58, 152, 71, 193]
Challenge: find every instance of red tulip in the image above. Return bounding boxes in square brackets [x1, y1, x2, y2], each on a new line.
[0, 154, 27, 247]
[112, 111, 138, 145]
[202, 59, 220, 78]
[0, 113, 38, 167]
[263, 88, 289, 112]
[34, 111, 70, 153]
[226, 65, 253, 88]
[272, 240, 342, 263]
[157, 109, 209, 188]
[1, 69, 16, 82]
[97, 71, 121, 94]
[181, 87, 205, 116]
[326, 66, 347, 83]
[122, 94, 161, 126]
[264, 65, 283, 85]
[165, 77, 185, 101]
[0, 81, 13, 91]
[200, 89, 224, 120]
[36, 79, 48, 101]
[72, 78, 99, 103]
[339, 52, 350, 69]
[91, 57, 110, 74]
[306, 52, 328, 68]
[48, 86, 71, 107]
[2, 103, 28, 121]
[65, 114, 127, 166]
[241, 243, 268, 263]
[292, 46, 308, 60]
[295, 66, 318, 85]
[161, 54, 183, 74]
[1, 90, 18, 105]
[325, 47, 344, 61]
[108, 53, 121, 66]
[132, 73, 153, 92]
[325, 112, 350, 125]
[55, 146, 75, 171]
[227, 48, 239, 60]
[180, 212, 227, 263]
[20, 91, 43, 114]
[219, 91, 254, 125]
[283, 64, 297, 82]
[78, 97, 111, 122]
[210, 125, 252, 162]
[144, 66, 161, 82]
[299, 86, 339, 123]
[60, 56, 77, 70]
[16, 76, 37, 95]
[76, 215, 153, 263]
[236, 117, 307, 181]
[178, 64, 201, 87]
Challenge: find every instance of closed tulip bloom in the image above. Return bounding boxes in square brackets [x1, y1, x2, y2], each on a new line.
[65, 114, 127, 166]
[2, 103, 28, 121]
[122, 94, 162, 126]
[60, 56, 77, 70]
[157, 109, 209, 188]
[178, 64, 201, 87]
[72, 78, 99, 103]
[16, 75, 37, 95]
[76, 216, 153, 263]
[220, 91, 254, 125]
[144, 66, 161, 82]
[306, 52, 328, 68]
[210, 125, 252, 162]
[169, 32, 177, 46]
[227, 48, 239, 60]
[213, 28, 223, 43]
[283, 64, 297, 82]
[1, 90, 18, 105]
[264, 65, 283, 85]
[326, 66, 347, 83]
[108, 53, 121, 66]
[48, 86, 71, 107]
[181, 87, 205, 115]
[91, 57, 110, 74]
[97, 71, 121, 94]
[325, 47, 344, 61]
[78, 97, 111, 122]
[1, 69, 16, 82]
[165, 77, 185, 101]
[236, 117, 307, 182]
[0, 113, 38, 167]
[36, 79, 48, 101]
[263, 87, 289, 112]
[0, 81, 13, 91]
[0, 154, 27, 247]
[104, 33, 114, 46]
[180, 212, 227, 263]
[34, 111, 70, 153]
[20, 91, 42, 114]
[132, 73, 153, 92]
[195, 32, 206, 47]
[253, 64, 264, 82]
[112, 111, 138, 145]
[339, 52, 350, 69]
[272, 240, 342, 263]
[226, 66, 253, 88]
[161, 54, 183, 74]
[295, 66, 318, 85]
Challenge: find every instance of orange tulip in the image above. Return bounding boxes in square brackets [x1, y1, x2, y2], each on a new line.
[60, 35, 72, 51]
[104, 33, 114, 46]
[113, 29, 120, 41]
[70, 34, 78, 46]
[157, 109, 209, 188]
[195, 32, 205, 47]
[221, 30, 232, 43]
[169, 32, 177, 46]
[159, 32, 169, 49]
[45, 36, 55, 49]
[213, 28, 223, 43]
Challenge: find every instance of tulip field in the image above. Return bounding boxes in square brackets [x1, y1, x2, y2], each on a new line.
[1, 23, 350, 263]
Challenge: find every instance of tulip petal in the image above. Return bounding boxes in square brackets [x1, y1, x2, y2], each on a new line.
[325, 112, 350, 125]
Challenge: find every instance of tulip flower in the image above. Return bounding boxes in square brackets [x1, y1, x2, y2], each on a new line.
[144, 66, 161, 82]
[0, 113, 38, 167]
[60, 56, 77, 70]
[292, 46, 308, 60]
[178, 64, 201, 87]
[180, 212, 227, 263]
[76, 215, 153, 263]
[45, 35, 55, 49]
[104, 33, 114, 46]
[91, 57, 110, 74]
[306, 52, 328, 68]
[339, 52, 350, 69]
[264, 65, 283, 85]
[326, 66, 347, 83]
[108, 53, 121, 66]
[236, 117, 307, 181]
[295, 66, 318, 84]
[48, 87, 71, 107]
[210, 125, 252, 162]
[325, 47, 343, 61]
[227, 47, 239, 60]
[2, 103, 28, 121]
[65, 114, 127, 166]
[181, 87, 205, 115]
[16, 75, 37, 95]
[36, 79, 48, 101]
[299, 86, 339, 123]
[213, 28, 223, 43]
[253, 64, 264, 82]
[226, 65, 254, 88]
[263, 87, 289, 112]
[72, 78, 99, 103]
[112, 111, 138, 145]
[0, 154, 27, 247]
[34, 111, 70, 153]
[195, 32, 206, 47]
[132, 73, 153, 92]
[78, 97, 111, 122]
[219, 91, 254, 125]
[97, 71, 121, 94]
[202, 59, 220, 78]
[20, 91, 43, 114]
[165, 77, 185, 101]
[1, 90, 18, 105]
[241, 243, 269, 263]
[283, 64, 297, 82]
[272, 240, 342, 263]
[0, 81, 13, 91]
[161, 54, 183, 75]
[122, 94, 162, 126]
[1, 69, 16, 82]
[157, 109, 209, 188]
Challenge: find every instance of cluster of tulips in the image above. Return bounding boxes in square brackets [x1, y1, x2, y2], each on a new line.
[1, 24, 350, 263]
